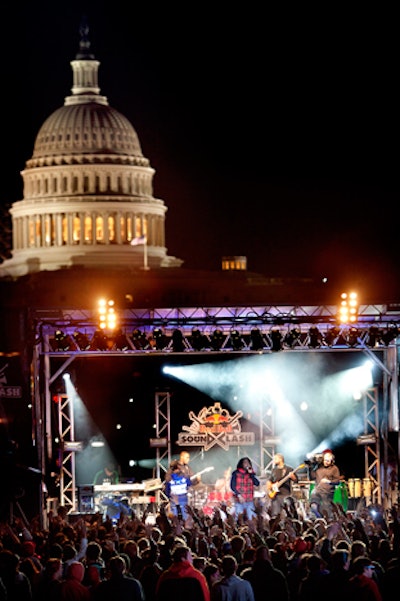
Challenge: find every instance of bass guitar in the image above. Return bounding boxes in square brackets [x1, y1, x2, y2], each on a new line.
[268, 463, 305, 499]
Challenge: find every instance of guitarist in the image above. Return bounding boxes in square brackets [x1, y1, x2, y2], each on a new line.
[163, 450, 201, 520]
[266, 453, 299, 519]
[176, 450, 202, 485]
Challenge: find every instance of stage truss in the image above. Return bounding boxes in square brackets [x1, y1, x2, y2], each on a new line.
[31, 302, 399, 524]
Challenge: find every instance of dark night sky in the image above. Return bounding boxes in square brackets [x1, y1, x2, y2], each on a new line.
[1, 3, 398, 291]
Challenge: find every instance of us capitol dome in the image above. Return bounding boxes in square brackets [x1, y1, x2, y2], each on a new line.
[0, 22, 183, 277]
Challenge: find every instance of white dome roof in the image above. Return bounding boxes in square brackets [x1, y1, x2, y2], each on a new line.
[31, 102, 146, 163]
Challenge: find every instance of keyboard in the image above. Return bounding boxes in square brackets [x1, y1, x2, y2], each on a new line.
[94, 483, 144, 493]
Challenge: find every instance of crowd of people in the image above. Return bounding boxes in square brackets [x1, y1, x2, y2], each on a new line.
[0, 449, 399, 600]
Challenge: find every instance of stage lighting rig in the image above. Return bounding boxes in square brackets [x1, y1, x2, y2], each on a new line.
[250, 328, 265, 351]
[270, 328, 283, 352]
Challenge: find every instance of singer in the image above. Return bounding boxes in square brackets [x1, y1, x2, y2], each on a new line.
[230, 457, 260, 520]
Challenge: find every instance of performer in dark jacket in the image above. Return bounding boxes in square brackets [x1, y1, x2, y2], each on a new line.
[266, 453, 299, 519]
[309, 449, 343, 518]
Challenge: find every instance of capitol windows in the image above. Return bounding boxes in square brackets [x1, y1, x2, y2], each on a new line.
[72, 215, 81, 244]
[84, 215, 92, 243]
[108, 215, 116, 243]
[134, 216, 142, 239]
[96, 216, 105, 243]
[62, 215, 68, 244]
[28, 218, 35, 247]
[126, 216, 133, 241]
[120, 215, 126, 240]
[44, 215, 52, 246]
[35, 216, 42, 245]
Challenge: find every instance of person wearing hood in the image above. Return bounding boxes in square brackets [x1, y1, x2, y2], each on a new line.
[155, 545, 210, 601]
[60, 560, 91, 600]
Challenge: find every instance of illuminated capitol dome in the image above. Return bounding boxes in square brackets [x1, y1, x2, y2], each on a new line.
[0, 22, 183, 277]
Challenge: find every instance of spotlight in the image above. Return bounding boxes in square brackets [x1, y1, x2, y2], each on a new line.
[171, 329, 185, 352]
[324, 327, 340, 347]
[308, 326, 322, 348]
[114, 329, 130, 351]
[270, 328, 283, 352]
[230, 329, 244, 351]
[337, 291, 358, 324]
[131, 329, 148, 350]
[53, 330, 71, 351]
[381, 326, 399, 346]
[73, 331, 90, 350]
[367, 326, 381, 348]
[284, 328, 301, 348]
[348, 327, 359, 347]
[91, 329, 109, 351]
[152, 328, 166, 350]
[191, 328, 207, 351]
[250, 328, 265, 351]
[210, 328, 225, 350]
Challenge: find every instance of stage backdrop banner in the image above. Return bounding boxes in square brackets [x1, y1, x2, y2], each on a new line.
[0, 354, 23, 399]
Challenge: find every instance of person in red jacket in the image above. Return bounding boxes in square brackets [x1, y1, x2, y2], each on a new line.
[60, 560, 91, 600]
[155, 545, 210, 601]
[348, 556, 382, 601]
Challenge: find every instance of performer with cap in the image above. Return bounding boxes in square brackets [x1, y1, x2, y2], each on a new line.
[309, 449, 343, 518]
[163, 456, 193, 520]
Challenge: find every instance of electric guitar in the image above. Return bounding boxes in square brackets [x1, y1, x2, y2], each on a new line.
[191, 466, 214, 481]
[268, 463, 305, 499]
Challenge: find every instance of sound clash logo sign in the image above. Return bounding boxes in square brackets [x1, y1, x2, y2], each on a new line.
[177, 402, 255, 451]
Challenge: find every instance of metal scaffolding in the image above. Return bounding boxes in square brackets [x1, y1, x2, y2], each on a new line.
[31, 302, 399, 525]
[360, 387, 381, 505]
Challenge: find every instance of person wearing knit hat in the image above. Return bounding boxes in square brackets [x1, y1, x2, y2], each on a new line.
[309, 449, 343, 519]
[21, 540, 43, 572]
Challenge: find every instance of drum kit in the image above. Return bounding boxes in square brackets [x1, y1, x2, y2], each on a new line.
[188, 484, 210, 509]
[188, 483, 233, 516]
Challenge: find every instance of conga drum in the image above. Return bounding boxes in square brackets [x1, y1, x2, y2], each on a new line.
[363, 477, 373, 498]
[333, 482, 348, 512]
[348, 478, 355, 498]
[354, 478, 362, 498]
